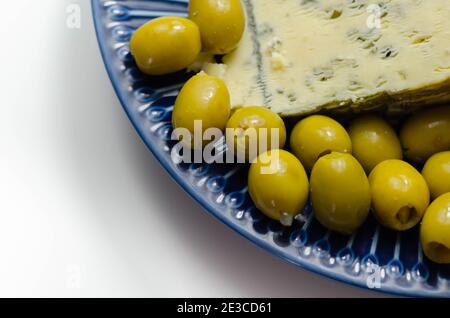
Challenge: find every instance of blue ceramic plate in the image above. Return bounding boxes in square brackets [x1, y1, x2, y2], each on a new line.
[92, 0, 450, 297]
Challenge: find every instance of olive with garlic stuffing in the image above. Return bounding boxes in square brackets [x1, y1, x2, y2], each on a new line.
[369, 160, 430, 231]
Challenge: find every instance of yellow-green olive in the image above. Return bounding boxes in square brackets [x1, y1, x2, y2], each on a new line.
[369, 160, 430, 231]
[348, 115, 403, 174]
[130, 17, 201, 75]
[400, 106, 450, 163]
[249, 150, 309, 226]
[290, 115, 352, 172]
[310, 153, 371, 235]
[226, 107, 286, 162]
[422, 151, 450, 199]
[172, 73, 231, 148]
[420, 193, 450, 264]
[189, 0, 245, 54]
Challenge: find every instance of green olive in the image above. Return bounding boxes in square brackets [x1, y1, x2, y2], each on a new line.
[130, 17, 201, 75]
[420, 193, 450, 264]
[290, 115, 352, 172]
[189, 0, 245, 54]
[249, 150, 309, 226]
[422, 151, 450, 199]
[172, 73, 231, 148]
[369, 160, 430, 231]
[348, 115, 403, 174]
[226, 107, 286, 162]
[400, 106, 450, 164]
[310, 153, 371, 234]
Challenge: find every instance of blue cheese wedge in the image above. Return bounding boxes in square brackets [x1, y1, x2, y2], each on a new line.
[203, 0, 450, 116]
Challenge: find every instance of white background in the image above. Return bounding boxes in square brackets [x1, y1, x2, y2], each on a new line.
[0, 0, 385, 297]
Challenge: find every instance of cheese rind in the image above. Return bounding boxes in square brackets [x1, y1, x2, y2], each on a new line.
[204, 0, 450, 116]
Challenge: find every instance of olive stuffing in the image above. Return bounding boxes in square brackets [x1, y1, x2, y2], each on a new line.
[369, 160, 430, 231]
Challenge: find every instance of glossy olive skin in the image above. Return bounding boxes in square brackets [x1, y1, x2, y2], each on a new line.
[348, 115, 403, 174]
[310, 153, 371, 235]
[369, 160, 430, 231]
[226, 107, 286, 162]
[400, 106, 450, 163]
[189, 0, 245, 54]
[420, 193, 450, 264]
[130, 17, 201, 75]
[290, 115, 352, 172]
[422, 151, 450, 199]
[172, 74, 231, 148]
[249, 150, 309, 226]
